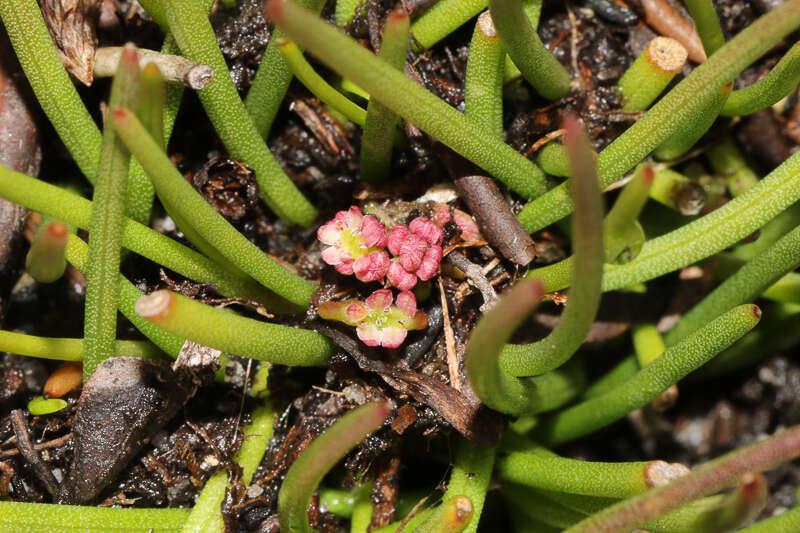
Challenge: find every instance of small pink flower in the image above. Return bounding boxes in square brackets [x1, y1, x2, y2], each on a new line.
[318, 206, 390, 282]
[409, 217, 444, 247]
[387, 262, 417, 291]
[318, 289, 428, 348]
[386, 216, 443, 289]
[432, 205, 482, 242]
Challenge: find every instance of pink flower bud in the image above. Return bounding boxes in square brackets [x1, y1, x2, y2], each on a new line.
[365, 288, 393, 312]
[416, 245, 443, 281]
[453, 209, 481, 242]
[353, 251, 390, 283]
[388, 225, 409, 256]
[346, 303, 368, 323]
[398, 234, 428, 272]
[432, 205, 452, 227]
[361, 215, 388, 248]
[409, 216, 444, 246]
[387, 261, 417, 290]
[395, 290, 417, 318]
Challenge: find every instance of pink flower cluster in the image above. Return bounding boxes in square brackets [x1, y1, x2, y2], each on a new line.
[317, 206, 445, 290]
[319, 289, 428, 348]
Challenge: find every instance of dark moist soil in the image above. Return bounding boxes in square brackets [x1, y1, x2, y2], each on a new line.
[1, 0, 799, 531]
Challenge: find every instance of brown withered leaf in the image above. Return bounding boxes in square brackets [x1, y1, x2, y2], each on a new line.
[316, 324, 505, 445]
[40, 0, 100, 86]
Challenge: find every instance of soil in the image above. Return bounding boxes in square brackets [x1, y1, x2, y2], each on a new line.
[1, 0, 799, 531]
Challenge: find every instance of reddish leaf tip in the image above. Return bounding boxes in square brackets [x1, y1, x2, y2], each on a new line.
[641, 165, 655, 185]
[44, 221, 69, 240]
[265, 0, 286, 21]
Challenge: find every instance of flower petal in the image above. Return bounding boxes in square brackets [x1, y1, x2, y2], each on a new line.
[399, 235, 427, 271]
[356, 322, 382, 347]
[320, 246, 343, 266]
[379, 326, 408, 348]
[454, 209, 481, 241]
[388, 225, 409, 256]
[387, 262, 417, 290]
[318, 300, 351, 323]
[317, 221, 343, 245]
[353, 252, 390, 283]
[416, 245, 442, 281]
[360, 215, 388, 248]
[365, 288, 393, 311]
[334, 262, 354, 275]
[395, 290, 417, 318]
[409, 216, 444, 246]
[432, 205, 451, 227]
[345, 303, 368, 324]
[345, 205, 363, 228]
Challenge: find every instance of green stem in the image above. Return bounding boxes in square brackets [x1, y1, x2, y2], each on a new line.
[65, 233, 186, 357]
[162, 0, 318, 226]
[335, 0, 364, 26]
[617, 37, 688, 111]
[245, 0, 326, 138]
[503, 485, 585, 528]
[516, 0, 800, 232]
[0, 166, 288, 310]
[502, 0, 543, 83]
[664, 224, 800, 343]
[497, 442, 685, 498]
[536, 144, 800, 294]
[135, 290, 332, 366]
[0, 0, 154, 224]
[603, 164, 653, 262]
[685, 0, 726, 56]
[349, 483, 373, 531]
[25, 219, 68, 283]
[278, 39, 368, 125]
[721, 43, 800, 116]
[266, 0, 547, 199]
[654, 83, 730, 160]
[137, 63, 167, 150]
[533, 304, 760, 445]
[83, 45, 140, 381]
[564, 424, 800, 533]
[649, 167, 707, 215]
[464, 11, 505, 139]
[632, 323, 665, 367]
[0, 330, 161, 362]
[132, 62, 246, 278]
[443, 440, 495, 533]
[278, 402, 391, 533]
[500, 116, 604, 377]
[412, 497, 473, 533]
[488, 0, 570, 100]
[0, 501, 188, 533]
[360, 8, 409, 182]
[112, 108, 316, 308]
[537, 142, 570, 177]
[410, 0, 487, 51]
[740, 505, 800, 532]
[707, 136, 759, 196]
[697, 302, 800, 377]
[465, 279, 544, 414]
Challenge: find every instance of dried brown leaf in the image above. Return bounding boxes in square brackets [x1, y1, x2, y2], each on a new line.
[40, 0, 100, 86]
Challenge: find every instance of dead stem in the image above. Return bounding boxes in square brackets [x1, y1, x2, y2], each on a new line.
[94, 47, 213, 90]
[10, 409, 59, 496]
[438, 277, 461, 390]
